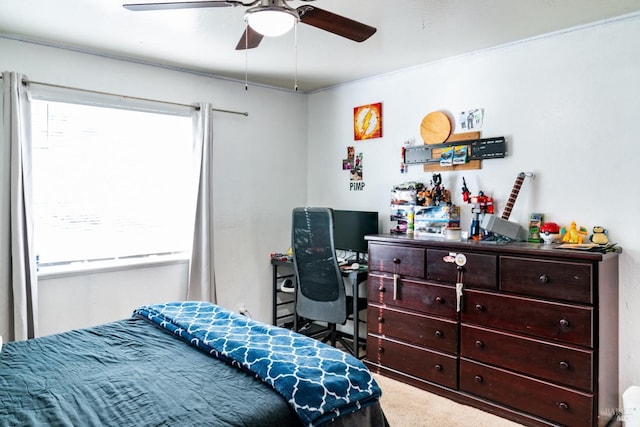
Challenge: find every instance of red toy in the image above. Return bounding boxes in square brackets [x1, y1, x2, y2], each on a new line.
[540, 222, 561, 244]
[461, 177, 494, 240]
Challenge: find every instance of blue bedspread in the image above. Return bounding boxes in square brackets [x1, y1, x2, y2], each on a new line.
[133, 301, 381, 426]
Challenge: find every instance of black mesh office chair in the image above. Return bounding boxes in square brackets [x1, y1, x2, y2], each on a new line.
[291, 207, 366, 356]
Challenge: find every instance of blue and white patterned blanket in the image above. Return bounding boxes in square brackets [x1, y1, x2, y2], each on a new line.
[133, 301, 381, 426]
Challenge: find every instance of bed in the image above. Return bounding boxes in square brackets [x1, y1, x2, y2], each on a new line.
[0, 301, 388, 427]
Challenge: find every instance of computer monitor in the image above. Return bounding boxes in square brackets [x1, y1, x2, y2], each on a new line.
[332, 209, 379, 261]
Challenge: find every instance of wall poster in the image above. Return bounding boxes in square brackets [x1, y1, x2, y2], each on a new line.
[353, 102, 383, 140]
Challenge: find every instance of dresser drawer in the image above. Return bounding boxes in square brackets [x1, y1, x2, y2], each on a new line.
[367, 335, 457, 388]
[460, 359, 593, 427]
[501, 256, 592, 304]
[462, 289, 593, 347]
[460, 324, 593, 391]
[368, 243, 425, 277]
[368, 274, 457, 319]
[427, 249, 497, 289]
[368, 304, 458, 354]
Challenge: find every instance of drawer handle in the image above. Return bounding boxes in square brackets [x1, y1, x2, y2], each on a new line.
[474, 375, 483, 384]
[475, 304, 485, 312]
[434, 364, 443, 372]
[377, 316, 385, 323]
[378, 286, 386, 293]
[539, 274, 550, 283]
[393, 258, 401, 264]
[435, 296, 444, 304]
[377, 347, 384, 354]
[559, 361, 569, 369]
[559, 318, 570, 328]
[558, 402, 569, 410]
[393, 274, 399, 300]
[475, 340, 484, 349]
[435, 330, 443, 338]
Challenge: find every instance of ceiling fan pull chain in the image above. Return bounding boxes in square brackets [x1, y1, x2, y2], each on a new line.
[294, 20, 298, 92]
[244, 21, 249, 91]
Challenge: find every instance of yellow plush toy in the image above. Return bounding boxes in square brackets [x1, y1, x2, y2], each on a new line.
[590, 226, 609, 245]
[562, 221, 588, 244]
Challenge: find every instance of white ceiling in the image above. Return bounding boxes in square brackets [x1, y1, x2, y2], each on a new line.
[2, 0, 640, 93]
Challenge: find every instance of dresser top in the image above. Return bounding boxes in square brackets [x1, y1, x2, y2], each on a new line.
[365, 234, 618, 262]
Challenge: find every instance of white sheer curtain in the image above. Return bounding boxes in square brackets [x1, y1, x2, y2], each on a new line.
[0, 71, 38, 341]
[187, 103, 217, 302]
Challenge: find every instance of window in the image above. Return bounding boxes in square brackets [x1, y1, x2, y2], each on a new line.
[31, 100, 195, 271]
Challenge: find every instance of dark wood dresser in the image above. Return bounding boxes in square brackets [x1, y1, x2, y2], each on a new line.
[365, 234, 619, 427]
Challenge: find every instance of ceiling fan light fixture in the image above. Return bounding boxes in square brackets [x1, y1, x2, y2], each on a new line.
[245, 8, 297, 37]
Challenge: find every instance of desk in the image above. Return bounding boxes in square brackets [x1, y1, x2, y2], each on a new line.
[270, 258, 368, 358]
[341, 266, 368, 358]
[271, 259, 297, 330]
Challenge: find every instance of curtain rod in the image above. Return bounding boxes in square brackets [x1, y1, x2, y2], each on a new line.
[0, 75, 248, 116]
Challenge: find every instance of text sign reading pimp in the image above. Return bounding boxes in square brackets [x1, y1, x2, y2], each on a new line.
[350, 182, 365, 191]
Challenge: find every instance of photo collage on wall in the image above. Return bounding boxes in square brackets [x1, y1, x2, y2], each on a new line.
[342, 146, 363, 181]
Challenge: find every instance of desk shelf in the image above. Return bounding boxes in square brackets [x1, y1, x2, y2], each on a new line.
[271, 259, 297, 329]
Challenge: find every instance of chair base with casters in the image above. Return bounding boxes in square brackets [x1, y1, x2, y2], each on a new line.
[318, 324, 353, 353]
[301, 296, 367, 357]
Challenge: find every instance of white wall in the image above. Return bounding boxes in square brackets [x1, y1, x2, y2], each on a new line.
[0, 37, 308, 335]
[307, 15, 640, 395]
[37, 262, 190, 336]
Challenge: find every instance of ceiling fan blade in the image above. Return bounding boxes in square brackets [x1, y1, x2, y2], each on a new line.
[123, 1, 250, 12]
[297, 6, 376, 42]
[235, 26, 264, 50]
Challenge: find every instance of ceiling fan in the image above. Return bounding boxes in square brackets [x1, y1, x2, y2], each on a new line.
[123, 0, 377, 50]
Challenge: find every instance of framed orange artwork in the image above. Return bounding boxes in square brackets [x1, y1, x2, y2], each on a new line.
[353, 102, 382, 140]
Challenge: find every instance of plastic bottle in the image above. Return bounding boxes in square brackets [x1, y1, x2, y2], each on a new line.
[407, 206, 415, 234]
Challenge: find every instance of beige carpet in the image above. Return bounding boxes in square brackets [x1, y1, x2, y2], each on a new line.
[373, 373, 525, 427]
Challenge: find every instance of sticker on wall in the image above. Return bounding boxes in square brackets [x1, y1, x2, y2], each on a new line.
[350, 152, 363, 181]
[342, 146, 355, 170]
[353, 102, 383, 140]
[457, 108, 484, 131]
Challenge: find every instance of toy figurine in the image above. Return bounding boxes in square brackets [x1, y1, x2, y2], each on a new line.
[413, 174, 451, 207]
[590, 226, 609, 245]
[417, 188, 431, 207]
[528, 213, 544, 243]
[431, 173, 444, 205]
[562, 221, 588, 244]
[461, 177, 494, 241]
[539, 222, 561, 244]
[461, 177, 471, 203]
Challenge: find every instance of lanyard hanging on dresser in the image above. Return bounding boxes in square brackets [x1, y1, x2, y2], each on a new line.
[454, 253, 467, 312]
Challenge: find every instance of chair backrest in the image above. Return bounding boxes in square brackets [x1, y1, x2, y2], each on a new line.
[291, 207, 347, 325]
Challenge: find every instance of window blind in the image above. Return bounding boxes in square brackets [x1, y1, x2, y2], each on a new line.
[31, 100, 196, 267]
